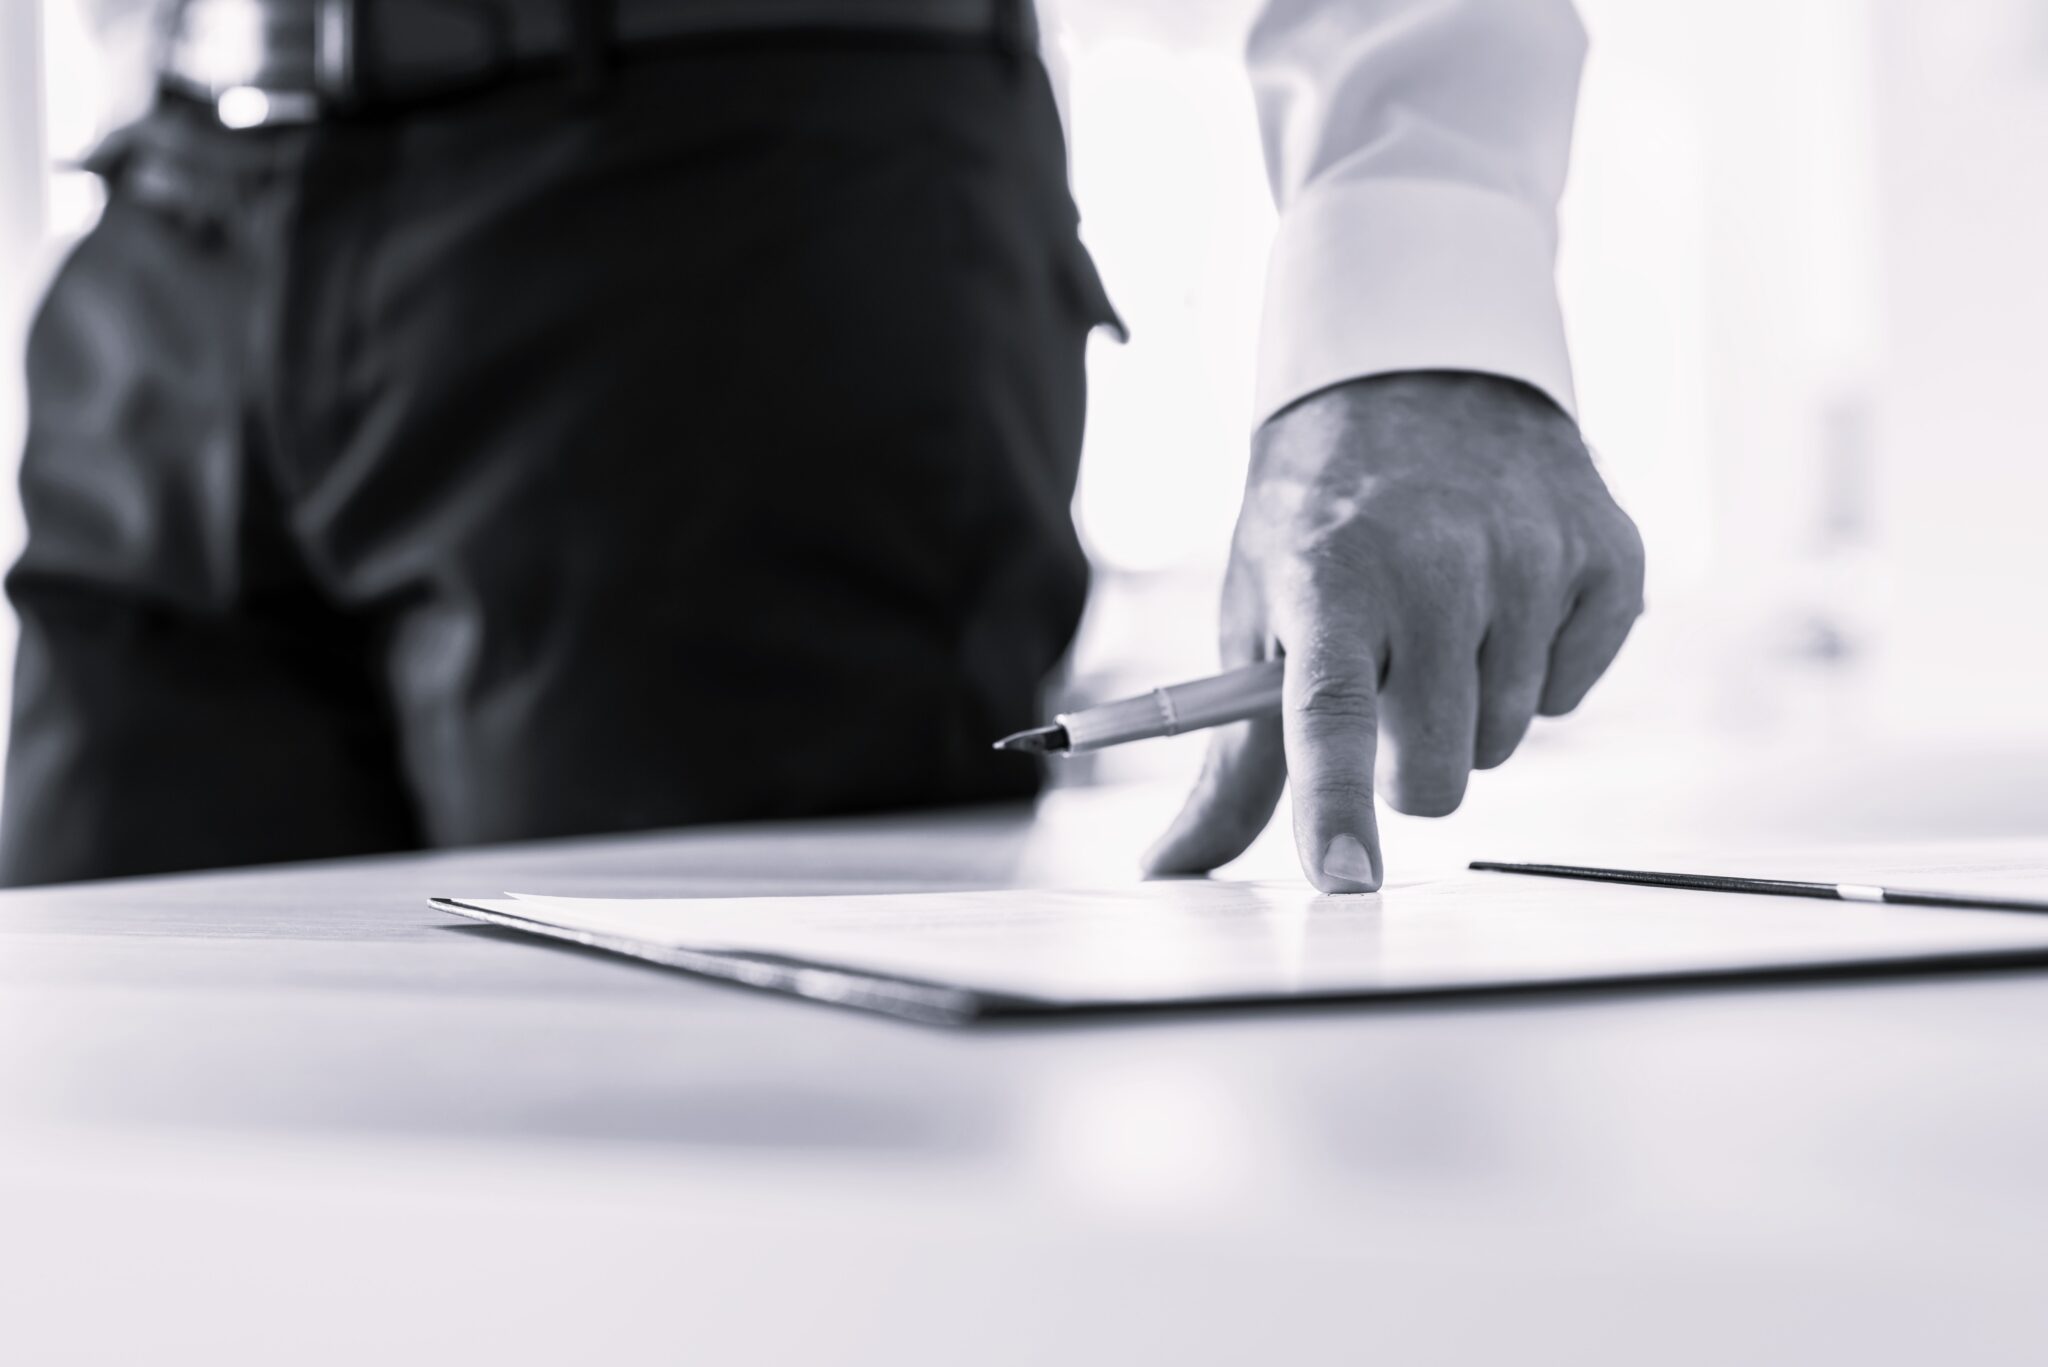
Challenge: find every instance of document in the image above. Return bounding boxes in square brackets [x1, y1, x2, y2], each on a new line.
[432, 865, 2048, 1024]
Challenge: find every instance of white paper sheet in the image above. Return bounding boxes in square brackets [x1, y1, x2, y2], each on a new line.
[433, 867, 2048, 1019]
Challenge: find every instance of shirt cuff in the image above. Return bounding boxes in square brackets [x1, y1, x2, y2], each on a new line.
[1253, 176, 1578, 428]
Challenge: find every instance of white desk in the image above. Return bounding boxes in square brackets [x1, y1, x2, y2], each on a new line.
[5, 748, 2048, 1366]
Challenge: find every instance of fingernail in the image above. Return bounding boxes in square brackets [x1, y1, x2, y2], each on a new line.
[1320, 834, 1380, 891]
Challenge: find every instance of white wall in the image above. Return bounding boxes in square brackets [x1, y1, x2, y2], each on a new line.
[1865, 0, 2048, 741]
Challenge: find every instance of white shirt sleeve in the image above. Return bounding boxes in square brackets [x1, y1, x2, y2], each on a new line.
[1246, 0, 1588, 426]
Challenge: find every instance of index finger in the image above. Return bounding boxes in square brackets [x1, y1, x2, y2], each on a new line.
[1272, 592, 1385, 893]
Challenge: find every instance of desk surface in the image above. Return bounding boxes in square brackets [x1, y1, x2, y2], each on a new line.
[6, 751, 2048, 1366]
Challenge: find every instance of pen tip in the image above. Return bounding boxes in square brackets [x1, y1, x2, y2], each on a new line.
[992, 724, 1069, 755]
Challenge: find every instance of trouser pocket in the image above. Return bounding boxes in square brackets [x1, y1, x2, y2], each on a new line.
[81, 110, 241, 246]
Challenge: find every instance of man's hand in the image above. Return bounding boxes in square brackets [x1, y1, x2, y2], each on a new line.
[1142, 371, 1645, 893]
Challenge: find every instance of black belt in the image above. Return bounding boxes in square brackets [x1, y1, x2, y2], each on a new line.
[159, 0, 1034, 127]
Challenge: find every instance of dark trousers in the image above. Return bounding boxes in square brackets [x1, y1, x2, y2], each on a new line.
[1, 35, 1114, 885]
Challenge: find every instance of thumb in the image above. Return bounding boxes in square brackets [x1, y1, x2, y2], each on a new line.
[1142, 708, 1286, 877]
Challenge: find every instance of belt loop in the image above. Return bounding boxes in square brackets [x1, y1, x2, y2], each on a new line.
[315, 0, 363, 106]
[566, 0, 615, 102]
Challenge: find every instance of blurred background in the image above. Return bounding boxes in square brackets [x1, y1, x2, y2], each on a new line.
[4, 0, 2048, 843]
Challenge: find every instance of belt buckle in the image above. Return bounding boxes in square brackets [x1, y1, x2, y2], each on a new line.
[214, 86, 319, 128]
[208, 0, 356, 129]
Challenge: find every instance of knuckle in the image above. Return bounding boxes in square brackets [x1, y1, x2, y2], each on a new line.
[1292, 668, 1378, 723]
[1287, 537, 1388, 606]
[1579, 554, 1647, 622]
[1618, 510, 1647, 560]
[1306, 772, 1376, 810]
[1389, 514, 1491, 577]
[1498, 522, 1570, 590]
[1605, 515, 1649, 585]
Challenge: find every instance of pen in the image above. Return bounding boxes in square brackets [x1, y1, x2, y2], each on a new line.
[994, 659, 1285, 755]
[1469, 861, 2048, 915]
